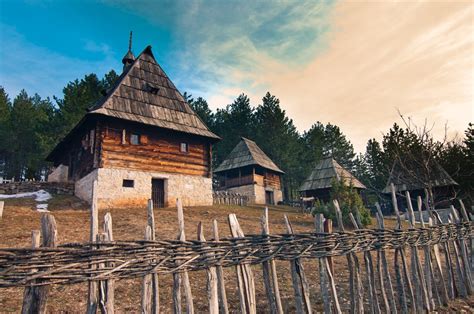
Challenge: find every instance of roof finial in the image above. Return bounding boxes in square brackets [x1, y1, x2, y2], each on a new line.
[122, 31, 136, 71]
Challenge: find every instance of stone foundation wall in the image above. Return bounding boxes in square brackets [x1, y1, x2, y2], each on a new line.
[77, 168, 212, 209]
[47, 165, 69, 183]
[224, 185, 257, 204]
[0, 181, 74, 195]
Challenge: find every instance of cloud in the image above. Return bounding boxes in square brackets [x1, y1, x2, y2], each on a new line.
[0, 25, 120, 100]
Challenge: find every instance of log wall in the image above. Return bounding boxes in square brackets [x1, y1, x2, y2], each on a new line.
[99, 120, 212, 178]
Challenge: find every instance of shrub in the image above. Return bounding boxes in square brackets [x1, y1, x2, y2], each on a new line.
[311, 178, 371, 227]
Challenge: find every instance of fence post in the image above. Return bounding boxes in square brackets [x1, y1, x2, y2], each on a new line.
[228, 213, 256, 314]
[284, 215, 312, 313]
[87, 180, 99, 314]
[102, 213, 114, 314]
[142, 225, 154, 313]
[450, 205, 473, 294]
[261, 208, 283, 314]
[333, 200, 364, 314]
[0, 201, 4, 218]
[175, 198, 194, 314]
[349, 212, 381, 314]
[406, 192, 430, 311]
[212, 220, 229, 314]
[197, 222, 219, 313]
[146, 200, 160, 313]
[21, 214, 57, 314]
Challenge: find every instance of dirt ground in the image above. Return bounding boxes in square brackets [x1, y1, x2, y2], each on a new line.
[1, 195, 473, 313]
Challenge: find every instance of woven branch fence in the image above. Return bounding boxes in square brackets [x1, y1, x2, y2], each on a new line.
[1, 182, 473, 313]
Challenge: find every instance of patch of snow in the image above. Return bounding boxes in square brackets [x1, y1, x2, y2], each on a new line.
[0, 189, 52, 212]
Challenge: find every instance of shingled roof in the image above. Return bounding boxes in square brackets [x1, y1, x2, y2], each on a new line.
[382, 159, 458, 193]
[299, 157, 366, 191]
[214, 138, 284, 174]
[87, 45, 219, 140]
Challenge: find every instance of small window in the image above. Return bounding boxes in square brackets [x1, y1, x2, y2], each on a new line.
[130, 133, 140, 145]
[122, 179, 134, 188]
[180, 142, 189, 153]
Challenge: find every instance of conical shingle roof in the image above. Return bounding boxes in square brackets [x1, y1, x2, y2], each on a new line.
[299, 157, 366, 191]
[88, 45, 219, 140]
[214, 138, 284, 173]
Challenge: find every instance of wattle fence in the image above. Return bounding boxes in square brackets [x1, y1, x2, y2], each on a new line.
[0, 183, 473, 313]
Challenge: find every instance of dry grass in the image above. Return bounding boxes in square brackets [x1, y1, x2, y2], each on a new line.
[0, 195, 472, 312]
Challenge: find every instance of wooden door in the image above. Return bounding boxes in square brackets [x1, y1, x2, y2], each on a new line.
[265, 191, 274, 205]
[151, 179, 165, 208]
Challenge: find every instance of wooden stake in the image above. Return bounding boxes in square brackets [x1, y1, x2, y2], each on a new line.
[261, 208, 283, 314]
[146, 200, 159, 313]
[175, 198, 194, 314]
[87, 180, 99, 314]
[284, 215, 312, 313]
[0, 201, 4, 218]
[142, 226, 154, 314]
[21, 214, 57, 314]
[198, 222, 219, 314]
[315, 214, 331, 314]
[228, 213, 256, 314]
[212, 220, 229, 314]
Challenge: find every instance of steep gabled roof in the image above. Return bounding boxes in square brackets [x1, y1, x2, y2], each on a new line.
[382, 159, 458, 193]
[214, 138, 284, 174]
[299, 157, 366, 191]
[87, 45, 219, 140]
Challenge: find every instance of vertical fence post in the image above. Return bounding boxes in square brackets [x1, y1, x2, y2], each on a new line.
[197, 222, 219, 313]
[375, 203, 397, 313]
[261, 208, 283, 314]
[390, 184, 415, 313]
[146, 200, 160, 313]
[450, 205, 473, 294]
[406, 191, 430, 311]
[458, 200, 473, 273]
[142, 226, 154, 313]
[175, 198, 194, 314]
[0, 201, 4, 218]
[349, 212, 380, 314]
[102, 213, 114, 314]
[212, 220, 229, 314]
[333, 200, 364, 314]
[87, 180, 99, 314]
[228, 213, 256, 314]
[284, 215, 312, 313]
[21, 214, 57, 314]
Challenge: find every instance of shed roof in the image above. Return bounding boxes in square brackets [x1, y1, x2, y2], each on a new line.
[87, 45, 219, 140]
[214, 138, 284, 174]
[382, 159, 458, 193]
[299, 157, 366, 191]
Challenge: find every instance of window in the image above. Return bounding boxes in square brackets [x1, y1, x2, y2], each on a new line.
[180, 142, 189, 153]
[122, 179, 134, 188]
[130, 133, 140, 145]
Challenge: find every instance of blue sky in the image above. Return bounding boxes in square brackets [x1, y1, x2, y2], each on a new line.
[0, 1, 472, 151]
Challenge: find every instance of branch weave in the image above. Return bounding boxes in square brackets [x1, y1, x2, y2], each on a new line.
[0, 222, 471, 287]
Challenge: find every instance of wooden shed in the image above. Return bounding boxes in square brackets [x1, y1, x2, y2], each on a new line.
[382, 159, 458, 209]
[214, 138, 284, 205]
[46, 43, 220, 208]
[299, 157, 366, 203]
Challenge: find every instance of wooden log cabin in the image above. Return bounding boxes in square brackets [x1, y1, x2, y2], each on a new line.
[46, 42, 220, 208]
[299, 157, 366, 203]
[214, 138, 284, 205]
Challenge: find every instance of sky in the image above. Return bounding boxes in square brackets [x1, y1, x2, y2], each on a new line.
[0, 0, 472, 152]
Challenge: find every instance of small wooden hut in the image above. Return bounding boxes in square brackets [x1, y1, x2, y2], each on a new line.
[214, 138, 284, 205]
[299, 157, 366, 203]
[46, 42, 220, 208]
[382, 159, 458, 209]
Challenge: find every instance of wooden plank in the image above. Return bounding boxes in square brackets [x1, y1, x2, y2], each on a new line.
[197, 222, 218, 314]
[261, 208, 283, 314]
[21, 214, 57, 314]
[228, 214, 256, 314]
[284, 215, 312, 313]
[212, 220, 229, 314]
[87, 180, 99, 314]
